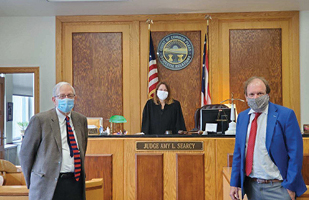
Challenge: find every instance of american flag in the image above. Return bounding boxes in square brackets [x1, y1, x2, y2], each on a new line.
[148, 32, 159, 98]
[201, 34, 211, 106]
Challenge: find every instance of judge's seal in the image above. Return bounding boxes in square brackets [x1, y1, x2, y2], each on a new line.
[157, 33, 194, 71]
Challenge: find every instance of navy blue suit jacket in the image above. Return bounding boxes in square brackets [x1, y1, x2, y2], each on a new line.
[230, 102, 307, 197]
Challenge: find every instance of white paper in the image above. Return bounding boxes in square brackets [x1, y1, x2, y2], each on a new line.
[205, 123, 217, 132]
[88, 125, 98, 129]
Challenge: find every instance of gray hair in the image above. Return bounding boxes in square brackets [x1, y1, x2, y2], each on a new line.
[52, 82, 76, 97]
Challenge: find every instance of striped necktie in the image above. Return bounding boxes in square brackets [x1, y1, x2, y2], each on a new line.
[65, 116, 81, 181]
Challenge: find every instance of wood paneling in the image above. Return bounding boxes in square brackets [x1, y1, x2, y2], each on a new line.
[85, 155, 112, 200]
[120, 138, 215, 200]
[303, 139, 309, 185]
[151, 31, 201, 131]
[176, 154, 204, 200]
[229, 29, 282, 113]
[87, 137, 309, 200]
[56, 11, 300, 131]
[86, 139, 124, 200]
[72, 32, 123, 129]
[216, 139, 235, 200]
[302, 154, 309, 185]
[136, 154, 163, 200]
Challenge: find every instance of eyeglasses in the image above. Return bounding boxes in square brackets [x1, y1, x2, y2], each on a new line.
[55, 94, 75, 99]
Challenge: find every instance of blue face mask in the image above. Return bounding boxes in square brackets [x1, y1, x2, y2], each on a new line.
[57, 98, 74, 113]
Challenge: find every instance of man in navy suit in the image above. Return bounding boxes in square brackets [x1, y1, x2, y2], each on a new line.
[230, 77, 307, 200]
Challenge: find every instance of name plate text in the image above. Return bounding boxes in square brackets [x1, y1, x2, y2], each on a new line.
[136, 141, 203, 151]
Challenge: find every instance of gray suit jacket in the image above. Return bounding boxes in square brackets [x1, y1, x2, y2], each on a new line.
[19, 108, 88, 200]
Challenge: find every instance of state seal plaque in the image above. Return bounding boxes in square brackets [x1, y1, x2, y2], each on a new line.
[157, 33, 194, 70]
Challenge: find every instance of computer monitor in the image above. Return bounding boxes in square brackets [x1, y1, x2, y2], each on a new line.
[199, 108, 231, 134]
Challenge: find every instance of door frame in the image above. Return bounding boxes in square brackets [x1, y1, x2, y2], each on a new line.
[0, 67, 40, 114]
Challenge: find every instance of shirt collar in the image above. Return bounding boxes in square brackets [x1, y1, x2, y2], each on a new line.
[248, 104, 269, 115]
[55, 108, 72, 122]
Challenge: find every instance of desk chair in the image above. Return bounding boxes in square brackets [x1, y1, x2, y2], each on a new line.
[193, 104, 229, 131]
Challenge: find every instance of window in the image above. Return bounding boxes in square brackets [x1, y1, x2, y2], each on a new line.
[12, 95, 34, 141]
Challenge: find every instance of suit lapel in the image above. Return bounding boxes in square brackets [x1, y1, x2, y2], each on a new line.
[50, 108, 62, 153]
[71, 112, 83, 149]
[240, 109, 251, 156]
[266, 102, 278, 151]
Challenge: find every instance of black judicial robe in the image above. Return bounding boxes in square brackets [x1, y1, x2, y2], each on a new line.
[141, 99, 186, 135]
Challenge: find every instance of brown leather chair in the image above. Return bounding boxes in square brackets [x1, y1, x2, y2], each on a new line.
[193, 104, 229, 131]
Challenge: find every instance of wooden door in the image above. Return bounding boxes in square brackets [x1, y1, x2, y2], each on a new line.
[210, 13, 299, 200]
[0, 77, 5, 159]
[210, 12, 300, 120]
[58, 21, 140, 134]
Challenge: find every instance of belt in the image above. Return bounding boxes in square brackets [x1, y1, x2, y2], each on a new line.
[248, 177, 283, 184]
[59, 173, 75, 179]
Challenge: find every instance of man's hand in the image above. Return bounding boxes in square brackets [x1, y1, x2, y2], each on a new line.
[230, 186, 240, 200]
[287, 189, 295, 200]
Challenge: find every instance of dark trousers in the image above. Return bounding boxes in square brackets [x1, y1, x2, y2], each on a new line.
[52, 173, 83, 200]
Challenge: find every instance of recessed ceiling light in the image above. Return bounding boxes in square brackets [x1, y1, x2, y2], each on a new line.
[47, 0, 129, 1]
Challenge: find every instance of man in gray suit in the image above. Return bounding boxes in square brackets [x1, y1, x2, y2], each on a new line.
[19, 82, 88, 200]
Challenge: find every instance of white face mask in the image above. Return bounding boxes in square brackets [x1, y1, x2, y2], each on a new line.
[157, 90, 168, 101]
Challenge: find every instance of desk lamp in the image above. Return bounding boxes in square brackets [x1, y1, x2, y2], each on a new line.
[109, 115, 127, 134]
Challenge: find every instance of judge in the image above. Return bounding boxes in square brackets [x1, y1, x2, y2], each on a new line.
[141, 82, 186, 135]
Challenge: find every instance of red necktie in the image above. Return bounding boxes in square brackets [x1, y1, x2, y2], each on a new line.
[245, 113, 261, 176]
[65, 116, 81, 181]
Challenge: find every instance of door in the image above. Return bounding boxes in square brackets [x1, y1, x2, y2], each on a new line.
[0, 77, 5, 159]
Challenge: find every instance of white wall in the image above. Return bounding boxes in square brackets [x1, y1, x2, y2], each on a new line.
[300, 11, 309, 128]
[0, 17, 56, 112]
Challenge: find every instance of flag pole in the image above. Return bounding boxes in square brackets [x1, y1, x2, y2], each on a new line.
[146, 19, 153, 98]
[146, 19, 159, 99]
[205, 15, 211, 64]
[146, 19, 153, 46]
[202, 15, 212, 105]
[146, 19, 153, 31]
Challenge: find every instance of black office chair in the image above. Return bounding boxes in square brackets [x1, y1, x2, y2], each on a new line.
[192, 104, 229, 131]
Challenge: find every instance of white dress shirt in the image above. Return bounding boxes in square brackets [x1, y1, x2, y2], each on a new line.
[55, 108, 79, 173]
[246, 105, 283, 180]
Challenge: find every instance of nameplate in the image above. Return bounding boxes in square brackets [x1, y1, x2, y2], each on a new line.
[136, 141, 203, 151]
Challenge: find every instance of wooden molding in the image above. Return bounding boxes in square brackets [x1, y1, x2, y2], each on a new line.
[0, 67, 40, 114]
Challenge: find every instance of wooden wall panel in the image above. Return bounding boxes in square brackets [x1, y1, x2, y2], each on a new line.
[303, 139, 309, 185]
[86, 138, 124, 200]
[152, 31, 201, 131]
[72, 32, 123, 129]
[124, 138, 216, 200]
[229, 29, 282, 113]
[136, 154, 163, 200]
[216, 139, 235, 200]
[302, 154, 309, 185]
[85, 155, 112, 200]
[176, 154, 204, 200]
